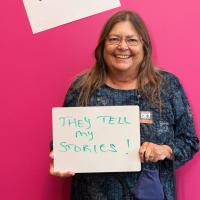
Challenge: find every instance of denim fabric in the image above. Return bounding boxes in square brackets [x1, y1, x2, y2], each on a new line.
[62, 71, 199, 200]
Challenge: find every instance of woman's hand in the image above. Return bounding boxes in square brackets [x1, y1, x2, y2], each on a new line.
[49, 151, 75, 177]
[139, 142, 173, 163]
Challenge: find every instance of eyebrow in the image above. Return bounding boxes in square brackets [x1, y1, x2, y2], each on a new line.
[108, 34, 139, 38]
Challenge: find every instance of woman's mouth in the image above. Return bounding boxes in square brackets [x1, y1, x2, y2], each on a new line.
[114, 54, 132, 59]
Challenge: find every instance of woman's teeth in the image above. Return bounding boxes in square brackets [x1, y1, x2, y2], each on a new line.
[115, 55, 130, 59]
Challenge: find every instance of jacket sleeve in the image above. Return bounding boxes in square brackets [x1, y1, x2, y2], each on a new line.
[63, 82, 79, 107]
[167, 76, 199, 168]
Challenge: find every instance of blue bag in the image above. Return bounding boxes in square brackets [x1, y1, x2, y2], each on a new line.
[131, 169, 164, 200]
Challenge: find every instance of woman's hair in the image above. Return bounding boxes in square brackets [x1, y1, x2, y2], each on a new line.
[73, 10, 162, 107]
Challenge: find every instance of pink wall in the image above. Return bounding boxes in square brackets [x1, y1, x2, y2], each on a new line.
[0, 0, 199, 199]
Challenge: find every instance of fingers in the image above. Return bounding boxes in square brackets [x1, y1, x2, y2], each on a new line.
[49, 151, 75, 177]
[49, 151, 54, 160]
[139, 142, 169, 163]
[49, 163, 75, 177]
[161, 145, 173, 160]
[139, 142, 149, 163]
[50, 170, 75, 177]
[144, 149, 153, 162]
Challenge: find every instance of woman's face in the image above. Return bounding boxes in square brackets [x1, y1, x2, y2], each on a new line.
[103, 21, 144, 75]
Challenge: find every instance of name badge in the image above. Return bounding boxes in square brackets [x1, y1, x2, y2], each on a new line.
[140, 111, 153, 124]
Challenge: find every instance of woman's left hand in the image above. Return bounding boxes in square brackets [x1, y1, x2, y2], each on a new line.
[139, 142, 173, 163]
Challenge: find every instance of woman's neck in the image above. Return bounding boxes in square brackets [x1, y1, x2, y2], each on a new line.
[105, 72, 138, 90]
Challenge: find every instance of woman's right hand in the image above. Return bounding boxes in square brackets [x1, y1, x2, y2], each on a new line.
[49, 151, 75, 177]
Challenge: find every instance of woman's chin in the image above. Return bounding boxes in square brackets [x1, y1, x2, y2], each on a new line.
[111, 64, 134, 73]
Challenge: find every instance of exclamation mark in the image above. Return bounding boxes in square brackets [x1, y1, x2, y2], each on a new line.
[126, 139, 130, 154]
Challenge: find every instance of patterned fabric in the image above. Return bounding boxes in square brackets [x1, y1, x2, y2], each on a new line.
[62, 71, 199, 200]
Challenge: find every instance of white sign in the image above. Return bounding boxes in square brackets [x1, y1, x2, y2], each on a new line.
[52, 106, 141, 173]
[23, 0, 121, 33]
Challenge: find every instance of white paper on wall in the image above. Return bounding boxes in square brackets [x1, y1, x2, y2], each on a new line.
[52, 106, 141, 173]
[23, 0, 121, 34]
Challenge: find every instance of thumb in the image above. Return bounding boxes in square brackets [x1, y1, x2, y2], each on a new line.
[49, 151, 54, 160]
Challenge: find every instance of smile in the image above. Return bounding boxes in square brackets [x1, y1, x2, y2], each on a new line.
[114, 55, 131, 59]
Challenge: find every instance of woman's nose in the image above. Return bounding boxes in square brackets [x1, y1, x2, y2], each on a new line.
[117, 39, 129, 50]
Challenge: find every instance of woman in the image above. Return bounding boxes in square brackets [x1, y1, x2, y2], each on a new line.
[50, 10, 199, 200]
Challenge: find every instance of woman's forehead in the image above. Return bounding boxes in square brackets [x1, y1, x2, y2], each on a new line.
[108, 21, 139, 37]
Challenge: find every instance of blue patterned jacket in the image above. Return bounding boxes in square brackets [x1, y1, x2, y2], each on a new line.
[59, 71, 199, 200]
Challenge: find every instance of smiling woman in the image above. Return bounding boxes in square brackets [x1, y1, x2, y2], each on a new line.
[74, 10, 160, 106]
[50, 10, 199, 200]
[104, 21, 144, 88]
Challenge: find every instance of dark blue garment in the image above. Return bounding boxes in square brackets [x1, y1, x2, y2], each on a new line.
[131, 169, 164, 200]
[61, 71, 199, 200]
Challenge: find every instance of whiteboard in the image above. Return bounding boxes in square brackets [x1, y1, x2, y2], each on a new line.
[52, 106, 141, 173]
[23, 0, 121, 33]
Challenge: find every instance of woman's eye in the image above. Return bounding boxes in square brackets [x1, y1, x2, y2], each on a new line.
[108, 37, 120, 42]
[128, 38, 137, 42]
[127, 38, 139, 45]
